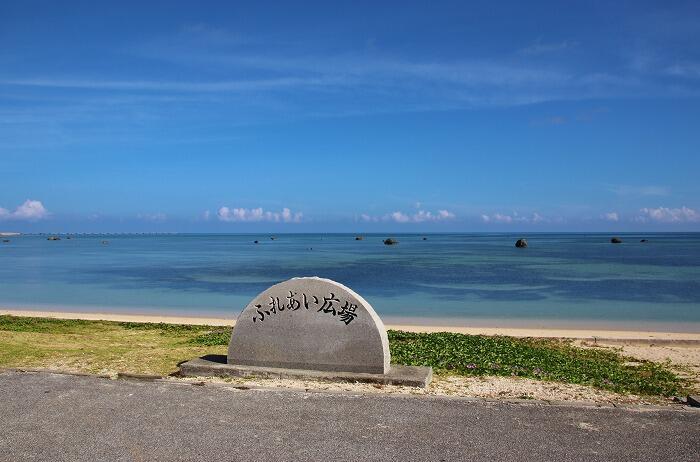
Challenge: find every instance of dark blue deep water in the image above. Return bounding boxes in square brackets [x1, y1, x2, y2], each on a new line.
[1, 233, 699, 330]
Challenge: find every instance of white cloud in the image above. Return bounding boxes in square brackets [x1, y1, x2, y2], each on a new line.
[0, 199, 49, 221]
[389, 209, 456, 223]
[664, 63, 700, 79]
[281, 207, 293, 222]
[481, 213, 513, 224]
[359, 213, 378, 222]
[480, 212, 548, 224]
[202, 210, 211, 220]
[602, 212, 619, 222]
[636, 206, 700, 223]
[360, 209, 456, 223]
[2, 45, 665, 114]
[390, 211, 411, 223]
[0, 77, 341, 93]
[217, 206, 302, 223]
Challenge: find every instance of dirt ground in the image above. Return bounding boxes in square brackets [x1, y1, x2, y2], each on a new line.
[173, 373, 669, 406]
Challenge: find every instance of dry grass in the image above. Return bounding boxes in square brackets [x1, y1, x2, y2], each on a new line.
[0, 319, 226, 376]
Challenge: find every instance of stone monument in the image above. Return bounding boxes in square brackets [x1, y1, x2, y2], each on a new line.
[180, 277, 432, 387]
[228, 277, 389, 374]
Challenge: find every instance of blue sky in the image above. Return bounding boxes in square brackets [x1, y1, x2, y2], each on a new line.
[1, 1, 699, 232]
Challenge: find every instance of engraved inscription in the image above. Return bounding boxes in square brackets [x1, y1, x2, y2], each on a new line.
[252, 290, 359, 325]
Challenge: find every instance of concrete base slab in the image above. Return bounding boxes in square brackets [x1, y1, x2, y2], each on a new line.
[179, 355, 433, 388]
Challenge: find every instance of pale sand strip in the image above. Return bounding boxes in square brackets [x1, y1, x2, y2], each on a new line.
[0, 309, 235, 327]
[3, 308, 700, 341]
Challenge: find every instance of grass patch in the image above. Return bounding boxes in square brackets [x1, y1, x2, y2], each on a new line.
[0, 315, 100, 333]
[0, 315, 690, 397]
[389, 330, 685, 396]
[119, 321, 210, 334]
[0, 315, 228, 376]
[189, 329, 232, 346]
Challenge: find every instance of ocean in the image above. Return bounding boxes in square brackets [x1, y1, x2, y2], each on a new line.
[1, 233, 699, 331]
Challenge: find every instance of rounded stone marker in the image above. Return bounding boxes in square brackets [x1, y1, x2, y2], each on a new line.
[228, 277, 390, 374]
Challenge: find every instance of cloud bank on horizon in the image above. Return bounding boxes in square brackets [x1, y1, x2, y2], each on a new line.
[216, 206, 303, 223]
[3, 198, 699, 233]
[0, 1, 699, 232]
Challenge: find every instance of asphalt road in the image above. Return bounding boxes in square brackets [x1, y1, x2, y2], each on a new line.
[0, 371, 698, 461]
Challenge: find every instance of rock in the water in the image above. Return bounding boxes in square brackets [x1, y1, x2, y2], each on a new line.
[47, 236, 61, 241]
[101, 240, 109, 245]
[640, 239, 648, 243]
[254, 240, 259, 244]
[422, 237, 428, 241]
[270, 236, 277, 240]
[355, 236, 363, 241]
[2, 239, 9, 243]
[383, 238, 398, 245]
[515, 238, 528, 248]
[611, 237, 623, 244]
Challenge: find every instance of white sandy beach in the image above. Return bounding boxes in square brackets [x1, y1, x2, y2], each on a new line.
[3, 308, 700, 342]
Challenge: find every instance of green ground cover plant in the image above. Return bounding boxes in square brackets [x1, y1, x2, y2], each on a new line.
[388, 330, 684, 396]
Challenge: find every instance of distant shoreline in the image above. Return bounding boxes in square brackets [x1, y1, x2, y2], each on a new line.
[3, 307, 700, 342]
[7, 231, 700, 236]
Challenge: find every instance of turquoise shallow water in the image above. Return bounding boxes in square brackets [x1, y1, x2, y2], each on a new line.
[1, 233, 699, 331]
